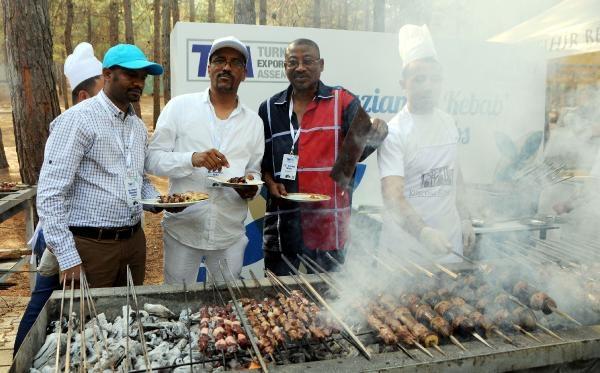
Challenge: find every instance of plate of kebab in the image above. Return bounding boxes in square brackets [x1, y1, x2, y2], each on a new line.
[281, 193, 331, 202]
[207, 175, 264, 188]
[0, 181, 28, 193]
[139, 191, 209, 207]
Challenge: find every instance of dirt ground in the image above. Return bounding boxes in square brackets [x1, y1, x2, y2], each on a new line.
[0, 95, 168, 296]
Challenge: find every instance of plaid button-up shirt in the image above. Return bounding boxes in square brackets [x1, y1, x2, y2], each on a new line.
[37, 90, 158, 270]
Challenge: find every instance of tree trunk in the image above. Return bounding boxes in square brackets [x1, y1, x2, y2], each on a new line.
[312, 0, 320, 28]
[64, 0, 74, 55]
[373, 0, 385, 32]
[87, 4, 93, 43]
[124, 0, 134, 43]
[2, 0, 60, 184]
[109, 0, 120, 44]
[172, 0, 180, 24]
[57, 61, 69, 109]
[259, 0, 266, 25]
[207, 0, 216, 22]
[123, 0, 141, 117]
[161, 0, 171, 105]
[363, 0, 370, 31]
[234, 0, 256, 24]
[188, 0, 195, 22]
[338, 0, 348, 29]
[153, 0, 161, 128]
[0, 127, 9, 169]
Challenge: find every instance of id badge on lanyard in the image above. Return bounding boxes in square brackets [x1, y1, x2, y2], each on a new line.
[207, 105, 230, 188]
[281, 100, 300, 181]
[125, 170, 141, 207]
[114, 122, 141, 208]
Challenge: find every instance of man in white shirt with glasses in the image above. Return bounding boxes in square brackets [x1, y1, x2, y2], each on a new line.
[146, 36, 264, 284]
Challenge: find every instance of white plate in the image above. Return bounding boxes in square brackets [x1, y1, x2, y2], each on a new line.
[281, 193, 331, 202]
[138, 193, 209, 208]
[208, 176, 264, 188]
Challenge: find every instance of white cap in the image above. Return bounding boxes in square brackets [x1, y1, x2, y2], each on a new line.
[208, 36, 249, 63]
[64, 42, 102, 91]
[398, 24, 438, 73]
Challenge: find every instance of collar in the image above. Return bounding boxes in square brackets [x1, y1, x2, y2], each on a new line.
[201, 88, 243, 118]
[98, 89, 136, 119]
[274, 81, 334, 105]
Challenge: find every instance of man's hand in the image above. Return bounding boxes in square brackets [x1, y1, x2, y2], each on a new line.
[553, 201, 573, 215]
[234, 174, 259, 200]
[266, 180, 287, 198]
[419, 227, 453, 254]
[366, 118, 388, 146]
[61, 264, 83, 283]
[149, 206, 187, 214]
[461, 220, 476, 255]
[192, 149, 230, 172]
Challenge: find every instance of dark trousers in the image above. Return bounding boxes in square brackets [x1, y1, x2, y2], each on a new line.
[74, 228, 146, 287]
[264, 247, 346, 276]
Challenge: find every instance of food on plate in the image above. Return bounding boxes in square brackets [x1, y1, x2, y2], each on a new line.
[158, 191, 208, 203]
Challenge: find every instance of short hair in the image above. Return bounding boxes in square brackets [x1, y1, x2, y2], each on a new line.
[286, 39, 320, 58]
[71, 75, 101, 104]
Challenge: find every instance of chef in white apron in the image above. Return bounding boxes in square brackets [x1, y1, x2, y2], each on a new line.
[377, 24, 475, 262]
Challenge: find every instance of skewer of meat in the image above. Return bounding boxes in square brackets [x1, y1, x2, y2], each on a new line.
[392, 293, 467, 351]
[448, 296, 514, 345]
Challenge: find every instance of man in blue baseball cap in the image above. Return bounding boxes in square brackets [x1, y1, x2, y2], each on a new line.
[37, 44, 169, 288]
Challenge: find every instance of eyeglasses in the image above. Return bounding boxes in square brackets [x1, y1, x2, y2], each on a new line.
[210, 57, 246, 69]
[285, 58, 321, 69]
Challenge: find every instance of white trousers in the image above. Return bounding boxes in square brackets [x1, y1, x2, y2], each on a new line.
[163, 232, 248, 285]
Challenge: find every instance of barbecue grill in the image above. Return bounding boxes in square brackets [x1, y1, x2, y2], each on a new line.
[12, 260, 600, 373]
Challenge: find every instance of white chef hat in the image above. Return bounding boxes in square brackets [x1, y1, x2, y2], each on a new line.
[398, 24, 438, 74]
[64, 42, 102, 92]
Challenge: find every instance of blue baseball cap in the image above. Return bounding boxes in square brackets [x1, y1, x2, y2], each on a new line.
[102, 44, 163, 75]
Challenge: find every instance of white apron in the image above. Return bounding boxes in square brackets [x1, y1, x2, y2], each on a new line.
[401, 108, 462, 262]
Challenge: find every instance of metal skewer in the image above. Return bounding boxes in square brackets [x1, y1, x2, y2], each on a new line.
[281, 255, 372, 360]
[406, 259, 437, 279]
[492, 328, 515, 345]
[64, 276, 75, 373]
[472, 332, 494, 349]
[300, 254, 339, 283]
[434, 263, 458, 280]
[126, 267, 151, 372]
[372, 253, 414, 277]
[80, 272, 113, 368]
[513, 324, 542, 343]
[534, 322, 563, 341]
[549, 306, 582, 326]
[412, 340, 434, 358]
[449, 335, 468, 351]
[54, 276, 67, 373]
[218, 262, 269, 373]
[79, 271, 88, 372]
[297, 254, 341, 292]
[125, 269, 130, 373]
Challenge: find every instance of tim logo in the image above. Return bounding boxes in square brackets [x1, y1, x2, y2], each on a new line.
[421, 166, 454, 188]
[191, 43, 255, 78]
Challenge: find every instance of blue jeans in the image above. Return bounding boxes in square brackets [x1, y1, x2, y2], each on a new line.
[13, 231, 60, 356]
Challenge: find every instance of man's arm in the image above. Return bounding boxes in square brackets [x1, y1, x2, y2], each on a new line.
[37, 114, 90, 273]
[382, 176, 452, 254]
[381, 176, 427, 237]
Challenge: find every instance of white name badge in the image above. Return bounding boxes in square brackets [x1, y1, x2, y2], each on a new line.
[281, 154, 299, 180]
[207, 170, 223, 188]
[124, 170, 141, 208]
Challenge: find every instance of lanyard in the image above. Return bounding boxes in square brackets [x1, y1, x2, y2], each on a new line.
[288, 98, 301, 154]
[111, 120, 135, 170]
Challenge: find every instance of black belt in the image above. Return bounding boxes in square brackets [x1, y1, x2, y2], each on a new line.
[69, 222, 141, 241]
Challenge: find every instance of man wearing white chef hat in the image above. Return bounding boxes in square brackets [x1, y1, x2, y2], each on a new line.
[64, 42, 104, 104]
[377, 24, 475, 262]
